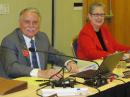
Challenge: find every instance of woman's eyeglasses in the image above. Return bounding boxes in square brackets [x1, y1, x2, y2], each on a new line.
[90, 13, 105, 17]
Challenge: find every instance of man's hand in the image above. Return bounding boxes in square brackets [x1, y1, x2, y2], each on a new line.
[123, 53, 130, 60]
[66, 61, 79, 73]
[38, 69, 63, 80]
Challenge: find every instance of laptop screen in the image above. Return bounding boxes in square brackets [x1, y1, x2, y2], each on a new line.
[70, 52, 124, 79]
[99, 52, 124, 74]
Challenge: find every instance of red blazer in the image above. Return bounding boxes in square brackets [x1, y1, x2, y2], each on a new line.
[77, 23, 130, 60]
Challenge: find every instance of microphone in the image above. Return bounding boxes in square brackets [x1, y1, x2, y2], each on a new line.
[28, 47, 102, 87]
[29, 48, 36, 52]
[28, 47, 99, 66]
[28, 48, 106, 88]
[29, 47, 77, 88]
[29, 47, 100, 77]
[2, 46, 101, 88]
[28, 47, 101, 75]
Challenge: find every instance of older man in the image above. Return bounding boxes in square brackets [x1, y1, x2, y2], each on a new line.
[1, 8, 78, 79]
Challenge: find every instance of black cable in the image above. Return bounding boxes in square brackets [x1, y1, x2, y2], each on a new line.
[39, 67, 76, 88]
[77, 78, 101, 93]
[114, 78, 126, 84]
[75, 80, 84, 85]
[49, 67, 64, 79]
[74, 79, 101, 93]
[39, 81, 50, 87]
[101, 73, 126, 84]
[36, 85, 48, 97]
[95, 87, 101, 93]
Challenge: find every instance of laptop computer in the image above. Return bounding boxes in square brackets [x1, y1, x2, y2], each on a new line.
[70, 52, 124, 79]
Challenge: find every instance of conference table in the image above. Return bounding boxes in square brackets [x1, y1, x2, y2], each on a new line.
[0, 60, 130, 97]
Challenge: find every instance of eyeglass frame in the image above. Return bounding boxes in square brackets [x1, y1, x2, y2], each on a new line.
[90, 13, 105, 17]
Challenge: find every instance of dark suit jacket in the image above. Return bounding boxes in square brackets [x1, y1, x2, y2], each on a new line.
[0, 47, 8, 78]
[0, 63, 8, 78]
[1, 28, 68, 78]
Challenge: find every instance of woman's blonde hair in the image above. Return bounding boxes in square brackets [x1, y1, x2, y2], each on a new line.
[88, 2, 105, 14]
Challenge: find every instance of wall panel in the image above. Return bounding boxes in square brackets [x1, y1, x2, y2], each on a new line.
[83, 0, 130, 46]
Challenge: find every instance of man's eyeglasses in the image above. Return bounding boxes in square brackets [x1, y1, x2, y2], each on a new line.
[90, 13, 105, 17]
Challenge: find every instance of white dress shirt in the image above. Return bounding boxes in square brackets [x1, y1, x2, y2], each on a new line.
[23, 35, 74, 77]
[23, 35, 39, 77]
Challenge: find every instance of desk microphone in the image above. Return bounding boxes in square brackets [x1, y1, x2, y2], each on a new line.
[29, 47, 77, 88]
[0, 46, 71, 88]
[29, 47, 100, 76]
[1, 46, 103, 88]
[28, 48, 105, 88]
[28, 47, 99, 66]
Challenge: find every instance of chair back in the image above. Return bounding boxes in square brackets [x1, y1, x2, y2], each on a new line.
[71, 37, 78, 57]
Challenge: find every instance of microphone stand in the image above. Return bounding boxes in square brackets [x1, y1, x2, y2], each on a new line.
[28, 48, 100, 67]
[29, 47, 106, 88]
[2, 46, 104, 88]
[49, 65, 75, 88]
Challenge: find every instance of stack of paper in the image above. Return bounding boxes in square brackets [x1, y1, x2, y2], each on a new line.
[42, 88, 89, 97]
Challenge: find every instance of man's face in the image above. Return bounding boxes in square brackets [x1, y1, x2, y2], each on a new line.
[19, 11, 40, 38]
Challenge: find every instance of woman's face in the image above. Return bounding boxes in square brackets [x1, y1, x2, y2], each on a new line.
[88, 6, 105, 29]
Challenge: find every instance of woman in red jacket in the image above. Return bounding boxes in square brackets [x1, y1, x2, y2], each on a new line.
[77, 2, 130, 60]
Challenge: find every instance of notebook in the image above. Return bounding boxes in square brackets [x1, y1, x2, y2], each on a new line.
[71, 52, 124, 79]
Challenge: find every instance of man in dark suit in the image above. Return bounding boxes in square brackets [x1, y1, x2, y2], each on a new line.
[1, 8, 78, 79]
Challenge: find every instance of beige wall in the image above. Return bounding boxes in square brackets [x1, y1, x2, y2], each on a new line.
[0, 0, 83, 56]
[83, 0, 130, 46]
[0, 0, 52, 41]
[55, 0, 83, 56]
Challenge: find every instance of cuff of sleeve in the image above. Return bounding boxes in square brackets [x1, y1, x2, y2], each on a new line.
[30, 69, 39, 77]
[64, 59, 77, 66]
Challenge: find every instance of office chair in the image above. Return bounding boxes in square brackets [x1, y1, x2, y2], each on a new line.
[71, 36, 78, 57]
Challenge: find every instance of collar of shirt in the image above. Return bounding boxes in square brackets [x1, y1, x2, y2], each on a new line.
[23, 35, 35, 49]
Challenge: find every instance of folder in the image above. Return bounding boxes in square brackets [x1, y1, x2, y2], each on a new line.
[0, 77, 27, 95]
